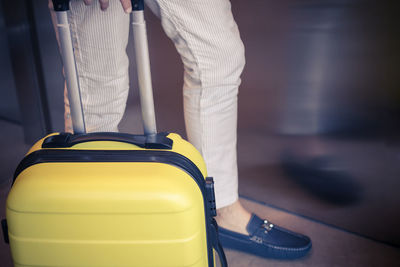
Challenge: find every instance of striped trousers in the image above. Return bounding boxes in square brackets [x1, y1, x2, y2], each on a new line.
[50, 0, 245, 209]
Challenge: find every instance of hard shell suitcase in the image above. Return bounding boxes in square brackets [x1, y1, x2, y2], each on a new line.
[3, 0, 227, 266]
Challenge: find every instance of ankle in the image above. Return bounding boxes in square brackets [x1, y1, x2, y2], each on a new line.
[215, 200, 251, 235]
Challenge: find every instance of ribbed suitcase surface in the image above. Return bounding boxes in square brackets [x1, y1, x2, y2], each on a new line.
[6, 133, 219, 266]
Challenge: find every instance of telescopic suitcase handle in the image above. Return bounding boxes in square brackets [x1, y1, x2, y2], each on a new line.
[52, 0, 157, 136]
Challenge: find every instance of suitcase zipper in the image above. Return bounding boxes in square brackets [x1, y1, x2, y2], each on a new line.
[14, 149, 205, 188]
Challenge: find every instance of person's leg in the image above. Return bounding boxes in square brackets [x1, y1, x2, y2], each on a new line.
[50, 0, 246, 224]
[145, 2, 311, 259]
[49, 0, 130, 132]
[144, 0, 250, 234]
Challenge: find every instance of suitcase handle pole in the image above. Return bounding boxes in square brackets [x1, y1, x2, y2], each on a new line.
[131, 0, 157, 136]
[52, 0, 86, 134]
[53, 0, 158, 136]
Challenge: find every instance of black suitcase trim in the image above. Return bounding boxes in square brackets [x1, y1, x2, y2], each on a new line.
[14, 149, 204, 186]
[12, 149, 222, 267]
[42, 132, 173, 149]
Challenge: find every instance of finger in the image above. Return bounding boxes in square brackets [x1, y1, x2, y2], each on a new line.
[83, 0, 93, 6]
[120, 0, 132, 13]
[99, 0, 109, 11]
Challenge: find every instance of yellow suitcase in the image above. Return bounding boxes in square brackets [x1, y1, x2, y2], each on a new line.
[5, 132, 226, 266]
[2, 0, 227, 266]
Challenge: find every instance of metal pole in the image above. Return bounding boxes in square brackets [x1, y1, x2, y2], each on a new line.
[131, 10, 157, 136]
[54, 10, 86, 134]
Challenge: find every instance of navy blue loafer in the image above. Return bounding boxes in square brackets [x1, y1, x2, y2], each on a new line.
[218, 214, 312, 259]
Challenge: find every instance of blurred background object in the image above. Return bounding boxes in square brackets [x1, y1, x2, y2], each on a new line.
[232, 0, 400, 247]
[280, 0, 400, 137]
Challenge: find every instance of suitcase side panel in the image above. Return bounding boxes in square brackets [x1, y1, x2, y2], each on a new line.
[9, 162, 198, 214]
[7, 163, 208, 266]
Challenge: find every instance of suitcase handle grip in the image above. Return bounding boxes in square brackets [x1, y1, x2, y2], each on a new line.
[42, 132, 173, 149]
